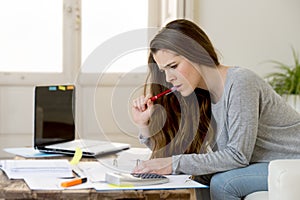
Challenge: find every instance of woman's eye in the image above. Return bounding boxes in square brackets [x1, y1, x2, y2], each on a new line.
[170, 64, 178, 69]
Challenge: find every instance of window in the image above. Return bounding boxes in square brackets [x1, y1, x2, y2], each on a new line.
[81, 0, 148, 73]
[0, 0, 192, 80]
[0, 0, 62, 72]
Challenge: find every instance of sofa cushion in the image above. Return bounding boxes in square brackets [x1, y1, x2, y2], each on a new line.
[268, 159, 300, 200]
[244, 191, 268, 200]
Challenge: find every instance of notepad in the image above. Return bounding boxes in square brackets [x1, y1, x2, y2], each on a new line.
[0, 159, 73, 179]
[105, 172, 169, 186]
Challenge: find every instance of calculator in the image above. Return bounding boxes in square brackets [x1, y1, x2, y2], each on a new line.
[105, 172, 169, 186]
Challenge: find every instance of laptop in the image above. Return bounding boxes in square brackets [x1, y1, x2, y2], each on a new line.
[33, 84, 130, 157]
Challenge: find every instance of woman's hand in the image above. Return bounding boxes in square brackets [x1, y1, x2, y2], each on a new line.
[131, 94, 153, 127]
[133, 157, 173, 175]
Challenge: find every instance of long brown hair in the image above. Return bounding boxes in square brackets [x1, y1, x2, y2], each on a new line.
[145, 19, 219, 158]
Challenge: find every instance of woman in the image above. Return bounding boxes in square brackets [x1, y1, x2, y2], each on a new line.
[131, 19, 300, 200]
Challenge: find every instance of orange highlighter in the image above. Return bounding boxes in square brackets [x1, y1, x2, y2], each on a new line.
[61, 177, 87, 187]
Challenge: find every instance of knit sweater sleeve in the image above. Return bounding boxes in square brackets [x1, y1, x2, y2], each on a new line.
[172, 68, 261, 175]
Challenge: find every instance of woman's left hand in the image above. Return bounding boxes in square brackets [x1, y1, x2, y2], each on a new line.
[133, 157, 173, 175]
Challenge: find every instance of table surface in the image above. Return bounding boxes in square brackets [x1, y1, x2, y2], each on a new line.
[0, 156, 197, 200]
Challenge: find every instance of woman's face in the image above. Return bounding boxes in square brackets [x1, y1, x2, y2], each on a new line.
[153, 49, 206, 96]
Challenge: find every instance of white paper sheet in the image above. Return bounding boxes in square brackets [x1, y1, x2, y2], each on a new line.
[20, 163, 207, 191]
[0, 148, 208, 191]
[92, 175, 208, 191]
[24, 176, 94, 190]
[77, 161, 208, 191]
[96, 147, 152, 173]
[0, 159, 73, 179]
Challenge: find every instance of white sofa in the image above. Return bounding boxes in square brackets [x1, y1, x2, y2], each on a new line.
[245, 159, 300, 200]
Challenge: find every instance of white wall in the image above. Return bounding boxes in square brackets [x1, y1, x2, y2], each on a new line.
[0, 86, 33, 157]
[1, 0, 300, 157]
[197, 0, 300, 77]
[75, 73, 146, 144]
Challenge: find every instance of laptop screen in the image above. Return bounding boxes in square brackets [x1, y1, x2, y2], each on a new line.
[34, 85, 75, 148]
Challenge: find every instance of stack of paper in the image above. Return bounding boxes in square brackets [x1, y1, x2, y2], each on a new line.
[0, 159, 73, 179]
[0, 148, 208, 191]
[77, 161, 208, 191]
[99, 147, 152, 173]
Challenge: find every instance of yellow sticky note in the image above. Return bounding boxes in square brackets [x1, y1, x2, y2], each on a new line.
[108, 184, 134, 188]
[70, 147, 82, 165]
[58, 86, 66, 91]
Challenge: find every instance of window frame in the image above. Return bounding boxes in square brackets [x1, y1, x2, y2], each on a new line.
[0, 0, 81, 86]
[0, 0, 195, 86]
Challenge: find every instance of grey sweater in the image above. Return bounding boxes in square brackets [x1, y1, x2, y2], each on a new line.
[171, 67, 300, 175]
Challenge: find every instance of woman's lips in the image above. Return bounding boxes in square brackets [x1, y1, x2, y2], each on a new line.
[175, 84, 182, 91]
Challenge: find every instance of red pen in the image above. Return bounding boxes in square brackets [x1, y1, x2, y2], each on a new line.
[149, 86, 177, 101]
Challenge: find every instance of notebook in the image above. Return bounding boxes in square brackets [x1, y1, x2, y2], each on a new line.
[33, 85, 130, 157]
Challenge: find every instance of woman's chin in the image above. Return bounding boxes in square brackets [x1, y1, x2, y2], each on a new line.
[178, 89, 194, 97]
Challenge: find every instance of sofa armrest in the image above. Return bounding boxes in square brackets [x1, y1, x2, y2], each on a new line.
[268, 159, 300, 200]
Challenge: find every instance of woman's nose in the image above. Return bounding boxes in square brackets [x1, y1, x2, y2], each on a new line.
[165, 69, 175, 83]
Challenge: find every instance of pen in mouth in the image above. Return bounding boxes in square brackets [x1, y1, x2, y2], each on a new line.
[149, 86, 177, 101]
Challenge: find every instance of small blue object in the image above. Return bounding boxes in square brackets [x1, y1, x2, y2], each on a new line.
[48, 86, 57, 91]
[3, 147, 63, 158]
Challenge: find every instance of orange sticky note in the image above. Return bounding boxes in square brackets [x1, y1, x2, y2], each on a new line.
[67, 85, 74, 90]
